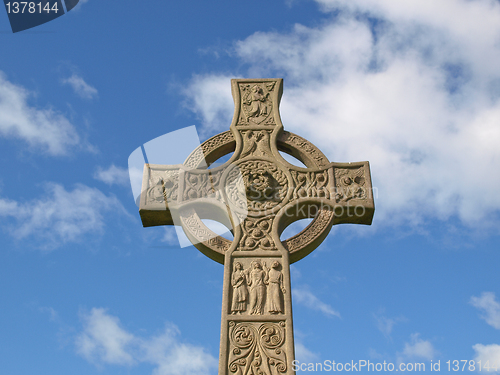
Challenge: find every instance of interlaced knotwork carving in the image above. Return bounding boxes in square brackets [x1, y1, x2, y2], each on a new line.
[291, 170, 330, 199]
[240, 216, 275, 251]
[228, 321, 287, 375]
[183, 170, 223, 201]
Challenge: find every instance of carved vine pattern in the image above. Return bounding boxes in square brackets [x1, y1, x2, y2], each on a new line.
[291, 170, 330, 199]
[183, 170, 223, 201]
[228, 321, 287, 375]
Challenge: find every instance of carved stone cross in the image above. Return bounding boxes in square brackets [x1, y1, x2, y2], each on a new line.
[139, 79, 374, 375]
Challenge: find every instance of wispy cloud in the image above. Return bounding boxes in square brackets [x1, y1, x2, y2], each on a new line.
[294, 340, 319, 363]
[62, 73, 98, 100]
[0, 71, 79, 155]
[182, 0, 500, 230]
[0, 183, 126, 249]
[94, 164, 130, 186]
[76, 308, 217, 375]
[471, 292, 500, 330]
[373, 310, 406, 338]
[292, 286, 340, 318]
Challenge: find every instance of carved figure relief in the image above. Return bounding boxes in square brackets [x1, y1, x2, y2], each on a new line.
[228, 321, 287, 375]
[239, 83, 275, 125]
[240, 130, 271, 158]
[240, 216, 275, 251]
[291, 170, 330, 199]
[248, 261, 267, 315]
[229, 259, 285, 316]
[335, 168, 367, 202]
[266, 261, 285, 314]
[146, 170, 179, 204]
[231, 262, 248, 315]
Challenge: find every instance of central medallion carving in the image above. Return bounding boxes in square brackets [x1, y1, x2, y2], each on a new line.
[225, 160, 289, 215]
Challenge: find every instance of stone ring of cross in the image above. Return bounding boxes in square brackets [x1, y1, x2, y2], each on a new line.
[138, 79, 374, 375]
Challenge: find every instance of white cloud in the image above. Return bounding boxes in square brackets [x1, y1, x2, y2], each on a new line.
[76, 308, 135, 366]
[473, 344, 500, 373]
[182, 74, 236, 137]
[0, 183, 125, 249]
[62, 73, 98, 99]
[0, 72, 79, 155]
[471, 292, 500, 329]
[94, 164, 130, 186]
[292, 286, 340, 318]
[182, 0, 500, 229]
[76, 308, 217, 375]
[398, 333, 437, 362]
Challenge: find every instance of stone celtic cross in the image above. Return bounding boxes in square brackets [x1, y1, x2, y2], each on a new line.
[138, 79, 374, 375]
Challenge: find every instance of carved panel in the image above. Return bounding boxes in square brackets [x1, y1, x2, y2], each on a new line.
[226, 161, 289, 215]
[229, 258, 285, 316]
[334, 167, 367, 202]
[183, 170, 223, 201]
[291, 170, 330, 199]
[240, 130, 272, 158]
[240, 216, 276, 251]
[238, 82, 276, 126]
[228, 321, 287, 375]
[146, 170, 179, 204]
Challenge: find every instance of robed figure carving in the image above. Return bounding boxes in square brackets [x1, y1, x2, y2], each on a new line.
[231, 262, 248, 315]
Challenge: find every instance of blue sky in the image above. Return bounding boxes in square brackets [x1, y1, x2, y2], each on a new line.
[1, 1, 500, 374]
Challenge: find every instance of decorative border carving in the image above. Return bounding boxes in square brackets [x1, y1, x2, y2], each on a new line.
[283, 207, 334, 254]
[180, 209, 231, 252]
